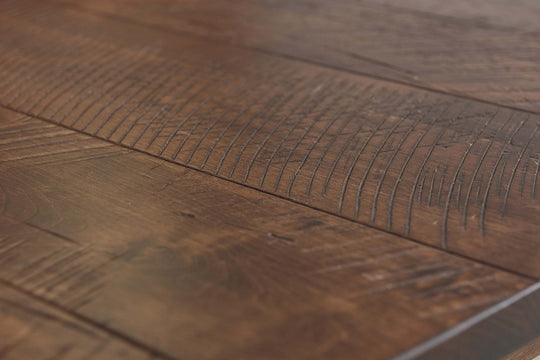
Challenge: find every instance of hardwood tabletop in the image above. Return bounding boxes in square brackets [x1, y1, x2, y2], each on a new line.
[0, 1, 538, 359]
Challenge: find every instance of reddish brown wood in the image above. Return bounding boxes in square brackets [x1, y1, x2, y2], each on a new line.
[0, 109, 535, 359]
[396, 283, 540, 360]
[0, 1, 539, 359]
[0, 0, 538, 277]
[49, 0, 540, 112]
[0, 282, 157, 359]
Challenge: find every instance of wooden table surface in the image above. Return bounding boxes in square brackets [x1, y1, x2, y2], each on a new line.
[0, 1, 538, 359]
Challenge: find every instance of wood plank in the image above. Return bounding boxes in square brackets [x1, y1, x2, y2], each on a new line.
[373, 0, 540, 32]
[396, 282, 540, 360]
[0, 108, 534, 360]
[0, 1, 538, 277]
[0, 283, 156, 359]
[48, 0, 540, 112]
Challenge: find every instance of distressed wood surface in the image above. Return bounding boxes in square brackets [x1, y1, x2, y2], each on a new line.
[0, 282, 157, 359]
[0, 1, 539, 359]
[49, 0, 540, 112]
[396, 283, 540, 360]
[0, 109, 535, 359]
[0, 0, 538, 277]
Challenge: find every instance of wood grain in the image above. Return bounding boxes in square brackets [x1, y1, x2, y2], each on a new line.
[0, 0, 538, 277]
[0, 282, 157, 359]
[398, 283, 540, 360]
[0, 108, 534, 360]
[49, 0, 540, 113]
[1, 1, 539, 359]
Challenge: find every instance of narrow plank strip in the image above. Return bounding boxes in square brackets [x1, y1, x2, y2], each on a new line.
[395, 283, 540, 360]
[50, 0, 540, 112]
[0, 109, 533, 360]
[0, 282, 155, 359]
[370, 0, 540, 33]
[0, 3, 538, 276]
